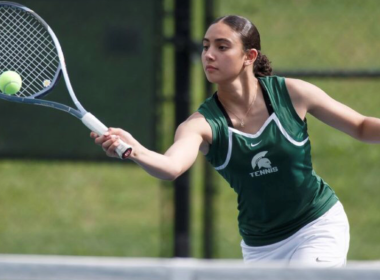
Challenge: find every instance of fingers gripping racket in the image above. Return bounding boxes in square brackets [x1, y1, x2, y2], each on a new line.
[0, 2, 132, 159]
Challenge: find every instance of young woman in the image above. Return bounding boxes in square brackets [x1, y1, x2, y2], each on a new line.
[91, 15, 380, 267]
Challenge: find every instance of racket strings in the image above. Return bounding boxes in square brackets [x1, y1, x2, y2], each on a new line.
[1, 9, 58, 86]
[1, 9, 58, 96]
[0, 6, 60, 98]
[1, 23, 55, 97]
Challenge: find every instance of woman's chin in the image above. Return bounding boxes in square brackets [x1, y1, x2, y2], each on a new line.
[205, 75, 221, 84]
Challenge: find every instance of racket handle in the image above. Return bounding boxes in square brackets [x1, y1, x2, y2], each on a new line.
[81, 112, 132, 159]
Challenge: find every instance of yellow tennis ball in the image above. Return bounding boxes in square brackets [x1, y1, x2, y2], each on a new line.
[0, 71, 22, 95]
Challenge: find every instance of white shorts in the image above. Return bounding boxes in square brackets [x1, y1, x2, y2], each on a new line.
[241, 201, 350, 267]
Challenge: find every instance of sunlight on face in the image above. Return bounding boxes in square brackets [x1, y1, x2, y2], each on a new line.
[202, 22, 247, 84]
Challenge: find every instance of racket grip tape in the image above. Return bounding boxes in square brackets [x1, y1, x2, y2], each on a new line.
[81, 112, 132, 159]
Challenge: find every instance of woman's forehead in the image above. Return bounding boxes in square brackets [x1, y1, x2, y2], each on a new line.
[204, 22, 241, 43]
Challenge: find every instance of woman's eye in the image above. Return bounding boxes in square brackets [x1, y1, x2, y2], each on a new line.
[219, 46, 228, 50]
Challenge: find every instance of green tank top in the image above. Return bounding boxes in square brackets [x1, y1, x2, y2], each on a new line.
[197, 76, 338, 246]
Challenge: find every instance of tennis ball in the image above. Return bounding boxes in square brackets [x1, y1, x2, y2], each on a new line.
[0, 71, 22, 95]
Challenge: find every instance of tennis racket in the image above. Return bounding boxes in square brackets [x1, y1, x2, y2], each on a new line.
[0, 1, 132, 159]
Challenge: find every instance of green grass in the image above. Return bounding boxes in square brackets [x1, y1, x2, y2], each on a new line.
[0, 161, 162, 256]
[217, 0, 380, 69]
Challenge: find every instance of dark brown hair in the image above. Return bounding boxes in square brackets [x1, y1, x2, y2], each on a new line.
[212, 15, 272, 77]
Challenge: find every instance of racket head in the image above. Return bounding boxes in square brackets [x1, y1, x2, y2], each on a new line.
[0, 1, 62, 99]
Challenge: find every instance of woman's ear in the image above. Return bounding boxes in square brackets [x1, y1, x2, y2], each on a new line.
[244, 48, 258, 66]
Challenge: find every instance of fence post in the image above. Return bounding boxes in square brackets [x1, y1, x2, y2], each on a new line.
[203, 0, 216, 259]
[173, 0, 191, 257]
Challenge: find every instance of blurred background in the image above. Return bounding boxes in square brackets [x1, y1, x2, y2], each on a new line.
[0, 0, 379, 261]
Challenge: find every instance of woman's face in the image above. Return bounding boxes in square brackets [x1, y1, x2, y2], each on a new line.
[202, 21, 247, 84]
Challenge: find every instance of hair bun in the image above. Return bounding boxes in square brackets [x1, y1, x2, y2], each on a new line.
[254, 51, 272, 77]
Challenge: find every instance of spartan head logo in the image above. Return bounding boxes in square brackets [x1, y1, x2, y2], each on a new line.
[251, 151, 272, 170]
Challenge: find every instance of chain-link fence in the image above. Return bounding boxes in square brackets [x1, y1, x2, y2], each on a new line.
[1, 0, 379, 261]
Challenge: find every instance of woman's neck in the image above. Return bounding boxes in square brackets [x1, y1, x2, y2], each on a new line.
[217, 73, 258, 107]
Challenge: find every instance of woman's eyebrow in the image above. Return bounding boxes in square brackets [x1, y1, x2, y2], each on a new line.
[203, 38, 232, 44]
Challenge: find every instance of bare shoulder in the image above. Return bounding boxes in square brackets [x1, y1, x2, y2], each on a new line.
[176, 112, 212, 144]
[285, 78, 326, 112]
[285, 78, 320, 97]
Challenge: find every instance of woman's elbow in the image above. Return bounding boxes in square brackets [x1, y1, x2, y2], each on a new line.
[355, 117, 379, 143]
[160, 166, 184, 181]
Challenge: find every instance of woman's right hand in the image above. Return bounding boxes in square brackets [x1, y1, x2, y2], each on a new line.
[90, 128, 139, 159]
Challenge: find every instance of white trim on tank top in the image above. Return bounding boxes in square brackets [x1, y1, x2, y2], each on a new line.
[214, 113, 309, 171]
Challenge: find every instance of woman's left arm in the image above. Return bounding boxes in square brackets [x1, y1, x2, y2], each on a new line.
[286, 78, 380, 143]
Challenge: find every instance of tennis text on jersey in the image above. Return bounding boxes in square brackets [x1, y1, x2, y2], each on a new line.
[249, 151, 278, 177]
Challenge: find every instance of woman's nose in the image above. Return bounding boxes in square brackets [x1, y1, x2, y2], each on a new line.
[204, 50, 215, 61]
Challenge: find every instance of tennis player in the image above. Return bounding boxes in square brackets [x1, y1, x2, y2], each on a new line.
[92, 15, 380, 267]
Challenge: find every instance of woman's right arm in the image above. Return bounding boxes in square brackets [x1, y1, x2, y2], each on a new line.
[91, 112, 212, 181]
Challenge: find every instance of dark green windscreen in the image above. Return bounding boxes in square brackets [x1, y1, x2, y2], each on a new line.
[0, 0, 161, 160]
